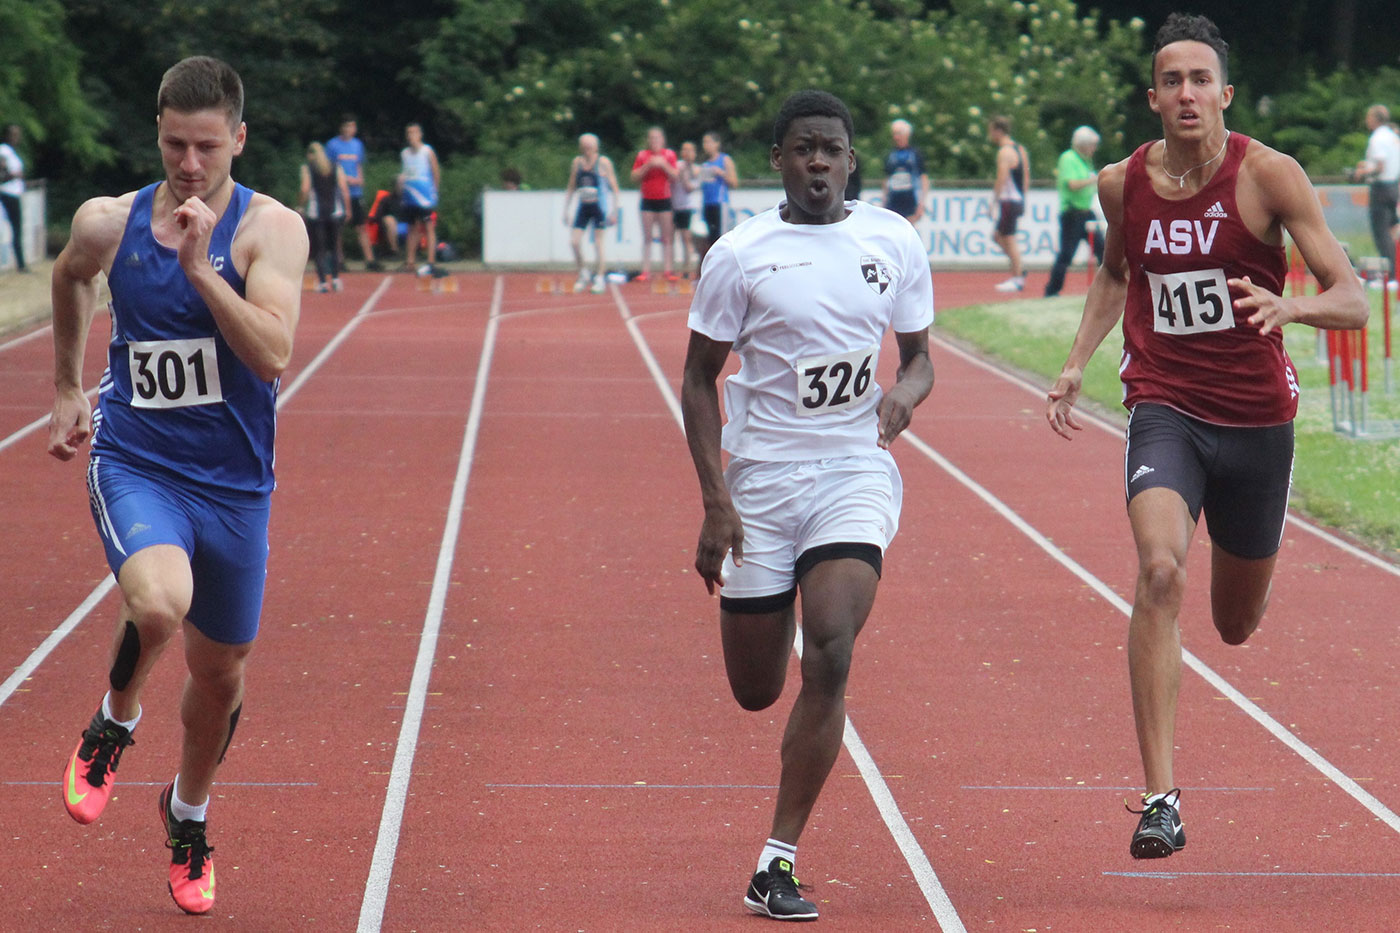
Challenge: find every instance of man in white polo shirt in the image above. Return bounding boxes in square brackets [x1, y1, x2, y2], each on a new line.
[681, 89, 935, 921]
[1355, 103, 1400, 284]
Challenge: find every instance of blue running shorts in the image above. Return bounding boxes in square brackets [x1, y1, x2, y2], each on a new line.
[87, 455, 271, 644]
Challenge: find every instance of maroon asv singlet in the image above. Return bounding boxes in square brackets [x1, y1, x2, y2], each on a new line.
[1119, 132, 1296, 426]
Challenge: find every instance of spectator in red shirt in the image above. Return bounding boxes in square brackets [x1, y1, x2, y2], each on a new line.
[630, 126, 678, 281]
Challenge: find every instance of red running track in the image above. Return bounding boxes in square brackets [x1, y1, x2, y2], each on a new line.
[0, 269, 1398, 931]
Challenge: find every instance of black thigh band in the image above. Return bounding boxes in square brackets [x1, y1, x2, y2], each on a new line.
[795, 542, 883, 582]
[720, 587, 797, 615]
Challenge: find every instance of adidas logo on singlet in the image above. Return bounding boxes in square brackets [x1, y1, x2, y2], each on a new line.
[1204, 201, 1228, 219]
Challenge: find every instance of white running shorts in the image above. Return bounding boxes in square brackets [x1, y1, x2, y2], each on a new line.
[719, 450, 902, 599]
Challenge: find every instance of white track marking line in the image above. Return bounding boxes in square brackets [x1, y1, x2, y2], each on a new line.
[615, 289, 968, 933]
[0, 322, 52, 353]
[0, 388, 98, 455]
[0, 278, 394, 711]
[930, 333, 1400, 578]
[356, 276, 503, 932]
[900, 427, 1400, 837]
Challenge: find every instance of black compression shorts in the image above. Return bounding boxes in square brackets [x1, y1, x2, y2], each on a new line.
[1124, 403, 1294, 560]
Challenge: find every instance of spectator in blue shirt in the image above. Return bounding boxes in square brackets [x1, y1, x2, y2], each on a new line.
[325, 115, 376, 269]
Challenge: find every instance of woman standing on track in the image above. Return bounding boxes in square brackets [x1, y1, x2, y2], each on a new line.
[298, 140, 350, 292]
[683, 90, 935, 921]
[630, 125, 678, 283]
[1045, 12, 1368, 860]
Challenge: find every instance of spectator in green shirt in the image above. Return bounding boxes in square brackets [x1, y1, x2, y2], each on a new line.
[1044, 125, 1105, 297]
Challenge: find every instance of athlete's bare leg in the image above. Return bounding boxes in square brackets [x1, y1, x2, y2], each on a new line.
[639, 211, 661, 277]
[107, 544, 193, 721]
[772, 559, 877, 844]
[994, 231, 1023, 279]
[424, 217, 438, 267]
[1126, 487, 1194, 796]
[659, 213, 676, 276]
[1209, 546, 1276, 645]
[721, 605, 796, 712]
[592, 227, 607, 279]
[178, 622, 253, 805]
[570, 227, 586, 274]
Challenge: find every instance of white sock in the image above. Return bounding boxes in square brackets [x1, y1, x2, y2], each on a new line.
[101, 692, 141, 731]
[1144, 790, 1181, 813]
[758, 838, 797, 875]
[170, 774, 209, 823]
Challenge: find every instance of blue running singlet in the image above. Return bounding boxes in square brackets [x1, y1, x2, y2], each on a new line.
[92, 182, 278, 496]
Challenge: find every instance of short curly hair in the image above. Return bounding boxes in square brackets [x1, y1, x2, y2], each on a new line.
[1152, 13, 1229, 85]
[772, 90, 854, 147]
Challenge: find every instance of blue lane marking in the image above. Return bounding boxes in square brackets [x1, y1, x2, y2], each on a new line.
[6, 780, 316, 787]
[1107, 871, 1400, 879]
[961, 786, 1276, 792]
[484, 783, 778, 789]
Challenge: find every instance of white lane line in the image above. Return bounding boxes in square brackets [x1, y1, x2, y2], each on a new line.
[900, 427, 1400, 837]
[0, 388, 98, 455]
[0, 278, 395, 710]
[0, 322, 52, 353]
[930, 333, 1400, 578]
[616, 291, 968, 933]
[356, 276, 504, 933]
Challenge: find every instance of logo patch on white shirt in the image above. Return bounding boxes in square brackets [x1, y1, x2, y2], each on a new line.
[861, 255, 891, 294]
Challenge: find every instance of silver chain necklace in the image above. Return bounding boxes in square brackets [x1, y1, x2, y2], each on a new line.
[1161, 131, 1229, 188]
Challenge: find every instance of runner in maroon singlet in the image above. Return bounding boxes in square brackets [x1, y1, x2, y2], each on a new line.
[1044, 13, 1368, 860]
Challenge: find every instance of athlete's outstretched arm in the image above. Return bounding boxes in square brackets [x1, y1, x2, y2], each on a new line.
[877, 328, 934, 448]
[176, 195, 308, 382]
[1046, 160, 1130, 440]
[1231, 148, 1368, 335]
[48, 195, 130, 461]
[561, 157, 579, 224]
[681, 330, 742, 595]
[602, 157, 621, 223]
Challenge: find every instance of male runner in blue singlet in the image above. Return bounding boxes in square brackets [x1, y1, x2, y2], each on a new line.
[562, 133, 621, 292]
[881, 119, 929, 223]
[47, 56, 308, 915]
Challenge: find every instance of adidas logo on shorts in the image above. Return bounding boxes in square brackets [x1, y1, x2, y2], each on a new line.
[1131, 465, 1155, 483]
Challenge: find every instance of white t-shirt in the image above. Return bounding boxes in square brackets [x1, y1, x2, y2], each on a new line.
[0, 144, 22, 197]
[672, 161, 700, 212]
[687, 200, 934, 461]
[1366, 125, 1400, 183]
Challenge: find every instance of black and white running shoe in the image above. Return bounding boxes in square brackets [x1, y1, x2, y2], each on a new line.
[744, 856, 819, 921]
[1128, 788, 1186, 858]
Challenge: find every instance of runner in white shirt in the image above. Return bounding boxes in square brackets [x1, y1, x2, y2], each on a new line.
[681, 89, 935, 923]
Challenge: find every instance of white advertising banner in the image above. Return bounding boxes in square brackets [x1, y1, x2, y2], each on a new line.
[483, 186, 1094, 269]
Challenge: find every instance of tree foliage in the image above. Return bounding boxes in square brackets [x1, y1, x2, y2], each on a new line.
[0, 0, 110, 176]
[28, 0, 1400, 256]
